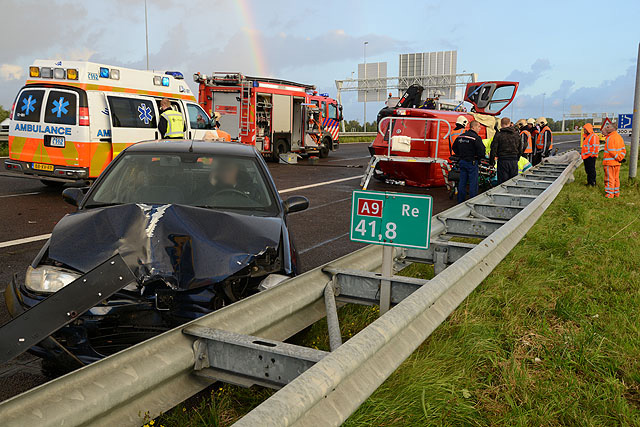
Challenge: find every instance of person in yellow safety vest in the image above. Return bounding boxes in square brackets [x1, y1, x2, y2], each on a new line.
[518, 156, 532, 174]
[449, 115, 468, 155]
[516, 119, 533, 162]
[158, 98, 185, 139]
[533, 117, 553, 165]
[581, 123, 600, 186]
[601, 122, 626, 198]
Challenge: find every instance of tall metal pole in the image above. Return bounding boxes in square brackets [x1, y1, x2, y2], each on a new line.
[629, 42, 640, 179]
[144, 0, 150, 70]
[363, 41, 368, 132]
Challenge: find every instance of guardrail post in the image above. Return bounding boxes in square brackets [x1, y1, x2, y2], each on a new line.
[324, 282, 342, 351]
[379, 246, 394, 315]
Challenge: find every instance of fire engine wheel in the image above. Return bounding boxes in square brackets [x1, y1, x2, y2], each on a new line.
[40, 180, 65, 188]
[271, 139, 288, 162]
[319, 138, 331, 158]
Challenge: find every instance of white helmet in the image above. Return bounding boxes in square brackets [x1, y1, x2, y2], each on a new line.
[527, 118, 536, 125]
[456, 115, 468, 127]
[516, 119, 527, 128]
[536, 117, 547, 126]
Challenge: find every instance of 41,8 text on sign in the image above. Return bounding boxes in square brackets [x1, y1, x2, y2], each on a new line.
[350, 190, 433, 249]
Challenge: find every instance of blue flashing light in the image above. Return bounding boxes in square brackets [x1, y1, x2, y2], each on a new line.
[252, 81, 259, 87]
[165, 71, 184, 80]
[161, 77, 170, 87]
[99, 67, 110, 78]
[320, 92, 330, 97]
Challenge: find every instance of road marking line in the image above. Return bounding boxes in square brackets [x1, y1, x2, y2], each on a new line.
[290, 197, 351, 215]
[554, 139, 580, 145]
[0, 192, 42, 198]
[299, 232, 350, 254]
[326, 156, 371, 163]
[0, 233, 51, 249]
[279, 175, 362, 194]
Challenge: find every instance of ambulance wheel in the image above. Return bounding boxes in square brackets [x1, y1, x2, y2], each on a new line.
[319, 138, 331, 158]
[271, 139, 288, 162]
[40, 180, 65, 188]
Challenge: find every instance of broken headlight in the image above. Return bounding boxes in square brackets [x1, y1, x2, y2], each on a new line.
[25, 265, 82, 293]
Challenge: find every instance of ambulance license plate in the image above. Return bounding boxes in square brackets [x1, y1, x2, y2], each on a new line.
[50, 136, 65, 148]
[33, 163, 54, 172]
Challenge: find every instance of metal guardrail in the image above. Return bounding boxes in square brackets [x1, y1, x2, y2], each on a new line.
[0, 134, 8, 143]
[0, 156, 580, 427]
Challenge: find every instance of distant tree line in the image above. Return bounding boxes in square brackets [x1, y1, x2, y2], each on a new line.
[0, 105, 9, 123]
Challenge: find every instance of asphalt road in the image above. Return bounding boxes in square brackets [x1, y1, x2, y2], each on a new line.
[0, 135, 582, 401]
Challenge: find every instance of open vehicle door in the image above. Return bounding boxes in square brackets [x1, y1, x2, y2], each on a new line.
[104, 94, 160, 158]
[464, 81, 519, 116]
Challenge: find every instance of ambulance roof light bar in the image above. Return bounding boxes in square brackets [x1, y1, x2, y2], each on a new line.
[165, 71, 184, 80]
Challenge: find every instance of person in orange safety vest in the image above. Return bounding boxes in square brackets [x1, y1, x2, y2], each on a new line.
[601, 122, 626, 198]
[517, 119, 533, 162]
[533, 117, 553, 165]
[581, 123, 600, 186]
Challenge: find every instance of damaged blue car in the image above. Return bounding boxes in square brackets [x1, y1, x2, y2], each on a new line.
[4, 140, 308, 370]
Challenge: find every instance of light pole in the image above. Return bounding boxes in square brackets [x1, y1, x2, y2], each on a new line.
[144, 0, 149, 70]
[363, 41, 368, 132]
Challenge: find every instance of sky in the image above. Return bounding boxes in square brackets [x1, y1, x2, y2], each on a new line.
[1, 0, 639, 124]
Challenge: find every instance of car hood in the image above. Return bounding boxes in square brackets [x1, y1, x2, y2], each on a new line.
[48, 203, 287, 290]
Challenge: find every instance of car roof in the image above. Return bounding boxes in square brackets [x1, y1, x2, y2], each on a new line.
[124, 140, 258, 157]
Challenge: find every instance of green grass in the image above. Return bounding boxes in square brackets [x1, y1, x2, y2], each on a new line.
[339, 135, 375, 143]
[159, 159, 640, 426]
[0, 142, 7, 156]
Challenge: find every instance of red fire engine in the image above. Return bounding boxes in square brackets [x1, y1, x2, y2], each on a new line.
[194, 72, 342, 160]
[364, 81, 518, 188]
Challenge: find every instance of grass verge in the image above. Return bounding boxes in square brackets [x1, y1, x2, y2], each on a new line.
[339, 135, 374, 143]
[160, 158, 640, 426]
[0, 142, 8, 156]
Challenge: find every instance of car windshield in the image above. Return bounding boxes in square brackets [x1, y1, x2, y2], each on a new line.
[86, 153, 277, 215]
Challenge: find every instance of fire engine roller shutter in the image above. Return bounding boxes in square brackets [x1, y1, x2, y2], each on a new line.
[272, 94, 292, 133]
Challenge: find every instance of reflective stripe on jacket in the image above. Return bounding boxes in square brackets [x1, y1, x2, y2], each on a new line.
[520, 130, 532, 154]
[535, 125, 553, 150]
[602, 131, 626, 166]
[581, 124, 599, 159]
[161, 110, 185, 138]
[518, 156, 532, 174]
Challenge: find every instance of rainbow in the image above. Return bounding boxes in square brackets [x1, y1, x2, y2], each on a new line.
[233, 0, 269, 76]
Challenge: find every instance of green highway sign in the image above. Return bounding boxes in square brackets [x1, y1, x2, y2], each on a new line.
[350, 190, 433, 249]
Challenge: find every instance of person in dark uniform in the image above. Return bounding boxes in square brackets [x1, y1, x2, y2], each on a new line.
[490, 117, 523, 184]
[452, 120, 486, 203]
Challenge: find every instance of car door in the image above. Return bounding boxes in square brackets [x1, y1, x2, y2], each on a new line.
[105, 94, 160, 158]
[464, 81, 519, 116]
[185, 102, 212, 139]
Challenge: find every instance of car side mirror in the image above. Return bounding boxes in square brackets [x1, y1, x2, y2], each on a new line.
[283, 196, 309, 214]
[62, 187, 85, 207]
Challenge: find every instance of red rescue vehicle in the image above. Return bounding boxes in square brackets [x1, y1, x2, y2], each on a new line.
[366, 81, 518, 188]
[194, 72, 342, 160]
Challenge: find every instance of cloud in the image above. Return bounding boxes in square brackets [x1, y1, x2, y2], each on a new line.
[510, 67, 634, 120]
[505, 59, 551, 88]
[0, 64, 23, 81]
[0, 1, 91, 64]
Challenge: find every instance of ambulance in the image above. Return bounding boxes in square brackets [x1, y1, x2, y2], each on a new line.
[5, 60, 215, 185]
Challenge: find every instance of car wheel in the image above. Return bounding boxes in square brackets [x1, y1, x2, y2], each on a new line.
[271, 139, 288, 162]
[40, 180, 65, 188]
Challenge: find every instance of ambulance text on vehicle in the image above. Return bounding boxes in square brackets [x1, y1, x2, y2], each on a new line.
[5, 60, 217, 185]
